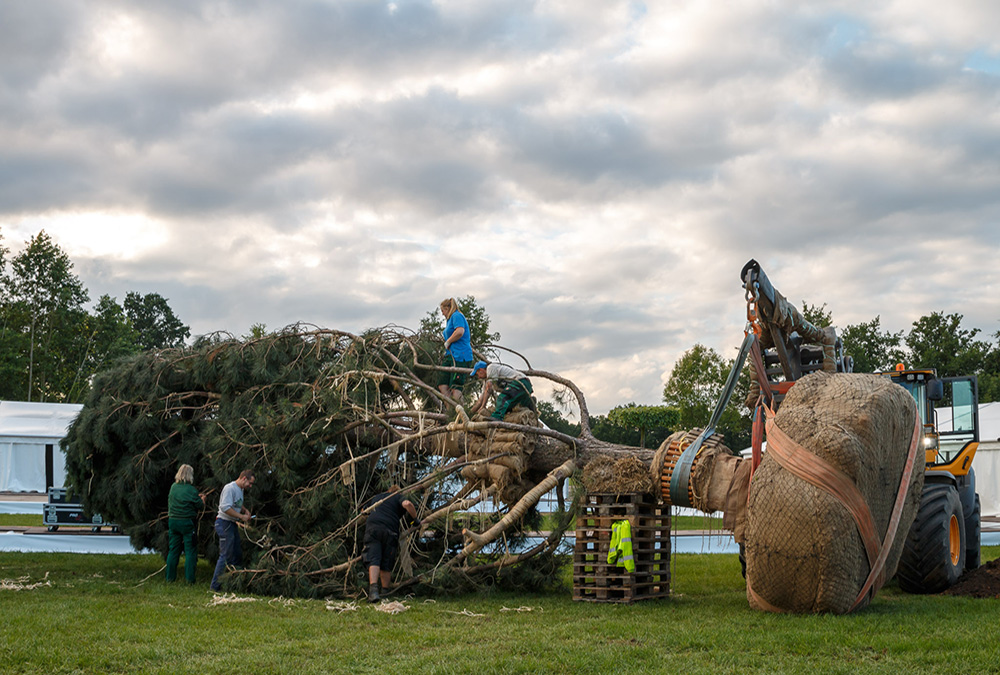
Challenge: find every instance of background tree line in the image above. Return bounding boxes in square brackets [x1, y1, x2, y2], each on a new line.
[6, 233, 996, 449]
[0, 230, 189, 403]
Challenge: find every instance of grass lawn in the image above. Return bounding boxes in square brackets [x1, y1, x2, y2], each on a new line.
[1, 547, 998, 674]
[0, 514, 44, 528]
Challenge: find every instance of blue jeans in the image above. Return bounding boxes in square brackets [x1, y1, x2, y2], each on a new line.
[211, 518, 242, 591]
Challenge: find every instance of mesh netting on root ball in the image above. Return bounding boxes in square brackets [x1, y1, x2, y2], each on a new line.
[62, 325, 633, 598]
[743, 372, 923, 614]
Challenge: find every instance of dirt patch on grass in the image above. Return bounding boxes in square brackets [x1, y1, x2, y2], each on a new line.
[943, 557, 1000, 599]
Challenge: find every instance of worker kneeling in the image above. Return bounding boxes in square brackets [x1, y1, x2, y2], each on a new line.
[470, 361, 536, 420]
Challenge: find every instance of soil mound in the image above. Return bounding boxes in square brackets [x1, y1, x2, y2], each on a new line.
[582, 455, 653, 494]
[943, 557, 1000, 599]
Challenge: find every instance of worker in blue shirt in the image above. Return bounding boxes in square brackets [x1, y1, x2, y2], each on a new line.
[437, 298, 475, 402]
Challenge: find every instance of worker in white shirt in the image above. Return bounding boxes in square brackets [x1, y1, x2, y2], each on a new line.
[469, 361, 536, 420]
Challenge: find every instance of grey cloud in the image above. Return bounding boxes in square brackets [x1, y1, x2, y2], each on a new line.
[264, 0, 567, 77]
[5, 1, 1000, 414]
[504, 111, 680, 188]
[0, 150, 98, 214]
[822, 46, 953, 99]
[0, 2, 87, 90]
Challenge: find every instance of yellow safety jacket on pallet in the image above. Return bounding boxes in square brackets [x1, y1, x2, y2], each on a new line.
[607, 520, 635, 573]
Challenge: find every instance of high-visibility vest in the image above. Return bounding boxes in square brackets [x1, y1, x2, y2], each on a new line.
[607, 520, 635, 573]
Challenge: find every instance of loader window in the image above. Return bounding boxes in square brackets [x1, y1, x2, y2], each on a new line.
[934, 377, 979, 463]
[936, 379, 977, 434]
[893, 378, 930, 425]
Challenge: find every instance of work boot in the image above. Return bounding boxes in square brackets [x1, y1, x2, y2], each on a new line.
[368, 583, 380, 603]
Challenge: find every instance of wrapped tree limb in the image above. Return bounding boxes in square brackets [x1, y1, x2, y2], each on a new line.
[460, 459, 577, 558]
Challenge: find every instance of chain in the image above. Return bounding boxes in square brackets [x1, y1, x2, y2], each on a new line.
[745, 278, 761, 336]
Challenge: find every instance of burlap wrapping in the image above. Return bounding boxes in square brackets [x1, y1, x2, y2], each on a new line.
[690, 447, 741, 514]
[459, 406, 540, 505]
[744, 371, 924, 614]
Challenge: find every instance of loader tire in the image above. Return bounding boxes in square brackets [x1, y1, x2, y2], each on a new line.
[897, 484, 965, 594]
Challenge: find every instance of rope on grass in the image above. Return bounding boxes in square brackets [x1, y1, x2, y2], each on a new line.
[134, 564, 167, 587]
[207, 593, 258, 606]
[0, 572, 51, 591]
[326, 600, 360, 613]
[372, 600, 409, 614]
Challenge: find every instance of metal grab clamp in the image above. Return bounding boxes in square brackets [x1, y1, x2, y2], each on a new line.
[669, 331, 757, 506]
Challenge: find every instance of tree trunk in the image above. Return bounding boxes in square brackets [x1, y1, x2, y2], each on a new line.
[520, 434, 654, 475]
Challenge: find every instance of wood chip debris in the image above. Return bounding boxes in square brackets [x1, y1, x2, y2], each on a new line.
[443, 608, 485, 617]
[500, 606, 541, 612]
[326, 600, 359, 613]
[0, 573, 51, 591]
[372, 600, 409, 614]
[206, 593, 258, 607]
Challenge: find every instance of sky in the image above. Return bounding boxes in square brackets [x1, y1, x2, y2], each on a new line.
[3, 1, 1000, 416]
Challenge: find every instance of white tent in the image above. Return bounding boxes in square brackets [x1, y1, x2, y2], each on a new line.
[0, 401, 83, 493]
[970, 402, 1000, 517]
[937, 400, 1000, 517]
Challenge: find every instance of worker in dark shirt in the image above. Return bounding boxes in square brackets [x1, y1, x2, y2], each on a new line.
[362, 485, 417, 602]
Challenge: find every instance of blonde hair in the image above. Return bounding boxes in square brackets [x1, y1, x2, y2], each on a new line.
[439, 298, 458, 319]
[175, 464, 195, 484]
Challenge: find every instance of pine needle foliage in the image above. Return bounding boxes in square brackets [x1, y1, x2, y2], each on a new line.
[62, 325, 576, 598]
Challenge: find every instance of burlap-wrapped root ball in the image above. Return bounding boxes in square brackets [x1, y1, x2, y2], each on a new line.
[745, 372, 924, 614]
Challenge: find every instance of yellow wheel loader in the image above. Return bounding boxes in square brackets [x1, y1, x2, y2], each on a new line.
[877, 366, 980, 592]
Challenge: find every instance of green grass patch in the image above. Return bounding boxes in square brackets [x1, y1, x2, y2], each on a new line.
[0, 513, 42, 528]
[1, 548, 998, 674]
[539, 512, 721, 532]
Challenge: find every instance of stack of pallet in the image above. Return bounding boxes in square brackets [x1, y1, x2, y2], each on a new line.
[573, 492, 671, 603]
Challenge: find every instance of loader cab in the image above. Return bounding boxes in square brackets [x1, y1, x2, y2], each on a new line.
[879, 366, 979, 475]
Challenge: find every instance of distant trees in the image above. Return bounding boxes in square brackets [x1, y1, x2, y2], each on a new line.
[661, 344, 752, 450]
[838, 311, 1000, 401]
[2, 232, 90, 402]
[606, 403, 678, 449]
[839, 316, 905, 374]
[123, 291, 190, 350]
[0, 230, 190, 403]
[640, 305, 1000, 454]
[904, 312, 993, 378]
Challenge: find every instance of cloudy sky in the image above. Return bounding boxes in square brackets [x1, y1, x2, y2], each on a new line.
[3, 1, 1000, 415]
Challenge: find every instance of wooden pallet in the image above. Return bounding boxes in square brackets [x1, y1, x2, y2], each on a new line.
[572, 492, 670, 603]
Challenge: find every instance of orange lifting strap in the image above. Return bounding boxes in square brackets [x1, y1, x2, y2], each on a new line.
[748, 401, 921, 612]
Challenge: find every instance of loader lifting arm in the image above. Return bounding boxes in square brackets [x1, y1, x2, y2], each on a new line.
[660, 259, 852, 508]
[740, 259, 853, 412]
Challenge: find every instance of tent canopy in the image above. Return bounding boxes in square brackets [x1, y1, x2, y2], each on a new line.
[0, 401, 82, 493]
